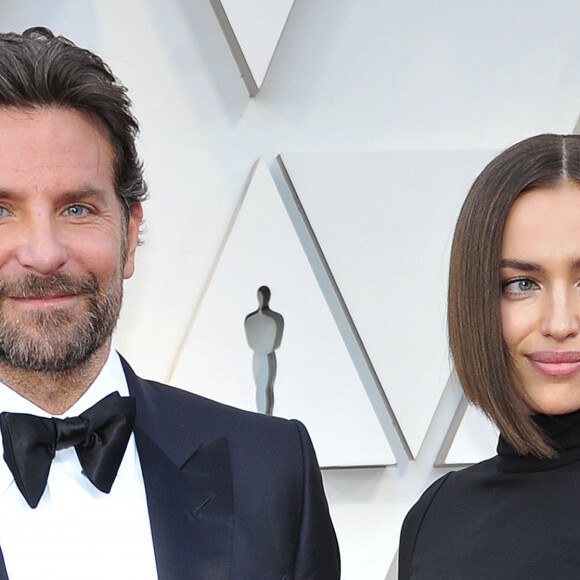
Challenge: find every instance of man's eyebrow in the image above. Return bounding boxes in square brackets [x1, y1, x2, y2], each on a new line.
[500, 259, 542, 272]
[0, 186, 109, 203]
[55, 187, 110, 203]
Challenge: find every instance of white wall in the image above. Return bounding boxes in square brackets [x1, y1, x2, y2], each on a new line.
[3, 1, 580, 577]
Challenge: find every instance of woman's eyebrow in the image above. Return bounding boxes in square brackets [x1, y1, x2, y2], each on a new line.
[500, 258, 542, 271]
[500, 258, 580, 271]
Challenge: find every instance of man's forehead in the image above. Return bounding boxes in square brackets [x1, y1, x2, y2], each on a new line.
[0, 107, 114, 179]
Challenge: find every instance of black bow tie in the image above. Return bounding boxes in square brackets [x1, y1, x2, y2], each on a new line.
[0, 392, 136, 508]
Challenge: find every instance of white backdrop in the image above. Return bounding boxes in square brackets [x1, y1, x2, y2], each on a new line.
[3, 1, 580, 578]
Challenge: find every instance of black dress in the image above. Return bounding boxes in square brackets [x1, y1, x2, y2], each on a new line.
[399, 409, 580, 579]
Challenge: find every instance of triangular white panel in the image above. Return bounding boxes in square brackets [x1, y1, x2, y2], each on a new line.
[210, 0, 295, 96]
[386, 552, 398, 580]
[280, 150, 497, 457]
[443, 403, 498, 465]
[171, 159, 395, 467]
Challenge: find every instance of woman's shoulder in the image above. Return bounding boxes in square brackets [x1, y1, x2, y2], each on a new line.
[410, 456, 499, 514]
[398, 458, 499, 578]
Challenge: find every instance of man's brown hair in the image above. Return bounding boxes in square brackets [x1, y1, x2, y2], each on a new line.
[0, 27, 147, 221]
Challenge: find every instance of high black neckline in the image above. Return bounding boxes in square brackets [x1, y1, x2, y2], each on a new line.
[496, 408, 580, 472]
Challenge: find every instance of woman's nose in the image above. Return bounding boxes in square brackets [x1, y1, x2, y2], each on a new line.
[541, 288, 580, 341]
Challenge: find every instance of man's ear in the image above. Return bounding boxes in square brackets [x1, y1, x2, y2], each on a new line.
[123, 202, 143, 279]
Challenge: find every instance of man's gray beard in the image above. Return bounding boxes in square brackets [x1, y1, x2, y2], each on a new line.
[0, 273, 122, 372]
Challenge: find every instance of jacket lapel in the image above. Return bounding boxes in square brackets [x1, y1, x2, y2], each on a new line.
[0, 548, 7, 580]
[123, 359, 234, 580]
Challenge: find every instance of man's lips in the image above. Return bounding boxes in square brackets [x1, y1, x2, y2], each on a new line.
[527, 351, 580, 377]
[7, 293, 80, 306]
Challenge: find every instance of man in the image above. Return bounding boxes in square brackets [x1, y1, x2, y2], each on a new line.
[0, 27, 340, 579]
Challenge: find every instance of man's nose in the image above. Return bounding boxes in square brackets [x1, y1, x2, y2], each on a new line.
[541, 288, 580, 341]
[15, 216, 68, 275]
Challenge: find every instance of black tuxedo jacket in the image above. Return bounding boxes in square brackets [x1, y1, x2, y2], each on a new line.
[0, 358, 340, 579]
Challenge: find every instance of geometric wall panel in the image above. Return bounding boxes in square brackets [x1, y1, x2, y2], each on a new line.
[209, 0, 295, 96]
[6, 4, 580, 579]
[279, 150, 497, 457]
[441, 400, 499, 465]
[170, 159, 395, 467]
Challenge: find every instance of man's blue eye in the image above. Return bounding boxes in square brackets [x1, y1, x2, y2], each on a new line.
[63, 205, 88, 217]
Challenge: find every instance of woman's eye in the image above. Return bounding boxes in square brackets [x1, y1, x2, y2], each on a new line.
[502, 278, 536, 296]
[63, 205, 88, 217]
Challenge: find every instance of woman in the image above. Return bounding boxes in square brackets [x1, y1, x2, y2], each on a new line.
[399, 134, 580, 579]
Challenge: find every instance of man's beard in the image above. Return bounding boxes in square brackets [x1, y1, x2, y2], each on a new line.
[0, 272, 122, 372]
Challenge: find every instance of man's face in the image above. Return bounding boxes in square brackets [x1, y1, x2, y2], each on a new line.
[0, 107, 142, 371]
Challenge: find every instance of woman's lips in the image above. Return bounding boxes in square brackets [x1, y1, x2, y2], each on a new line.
[527, 351, 580, 377]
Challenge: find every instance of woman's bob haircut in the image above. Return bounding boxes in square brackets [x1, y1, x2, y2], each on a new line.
[449, 133, 580, 458]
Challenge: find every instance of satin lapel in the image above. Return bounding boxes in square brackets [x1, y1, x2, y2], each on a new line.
[122, 359, 234, 580]
[135, 428, 233, 580]
[0, 547, 8, 580]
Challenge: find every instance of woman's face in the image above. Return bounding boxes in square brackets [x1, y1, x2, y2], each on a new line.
[501, 181, 580, 415]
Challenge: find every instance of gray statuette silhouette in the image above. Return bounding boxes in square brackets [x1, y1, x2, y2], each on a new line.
[244, 286, 284, 415]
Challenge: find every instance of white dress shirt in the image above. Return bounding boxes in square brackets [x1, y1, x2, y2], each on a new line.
[0, 347, 158, 579]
